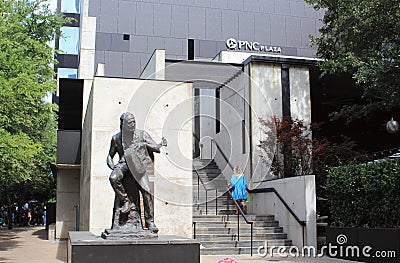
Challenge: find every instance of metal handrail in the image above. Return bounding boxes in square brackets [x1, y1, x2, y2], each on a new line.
[210, 139, 255, 255]
[193, 136, 254, 255]
[193, 167, 218, 216]
[199, 137, 308, 252]
[211, 139, 234, 169]
[226, 187, 254, 256]
[248, 187, 306, 226]
[248, 187, 306, 247]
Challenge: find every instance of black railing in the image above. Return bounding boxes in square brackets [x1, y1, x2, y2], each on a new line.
[211, 139, 233, 169]
[194, 136, 308, 253]
[226, 188, 254, 256]
[249, 187, 307, 247]
[193, 167, 218, 215]
[210, 139, 254, 255]
[193, 138, 254, 256]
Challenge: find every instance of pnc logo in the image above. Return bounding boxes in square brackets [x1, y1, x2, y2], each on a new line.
[226, 38, 238, 49]
[225, 38, 282, 54]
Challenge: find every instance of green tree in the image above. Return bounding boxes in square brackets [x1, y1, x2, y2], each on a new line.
[305, 0, 400, 121]
[0, 0, 65, 219]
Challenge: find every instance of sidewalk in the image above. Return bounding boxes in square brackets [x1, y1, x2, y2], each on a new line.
[201, 255, 355, 263]
[0, 226, 354, 263]
[0, 226, 66, 263]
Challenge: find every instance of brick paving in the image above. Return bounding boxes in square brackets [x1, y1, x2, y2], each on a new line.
[0, 226, 354, 263]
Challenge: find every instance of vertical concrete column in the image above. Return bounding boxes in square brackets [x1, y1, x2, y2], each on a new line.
[56, 167, 80, 239]
[304, 175, 317, 247]
[289, 66, 311, 125]
[140, 49, 166, 80]
[249, 63, 282, 183]
[78, 16, 96, 80]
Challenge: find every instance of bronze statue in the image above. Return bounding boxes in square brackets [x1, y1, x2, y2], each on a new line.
[102, 112, 167, 239]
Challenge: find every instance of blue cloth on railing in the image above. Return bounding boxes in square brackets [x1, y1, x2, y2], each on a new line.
[230, 174, 247, 200]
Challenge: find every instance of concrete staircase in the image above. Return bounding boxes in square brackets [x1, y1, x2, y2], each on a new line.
[193, 158, 235, 216]
[192, 158, 292, 255]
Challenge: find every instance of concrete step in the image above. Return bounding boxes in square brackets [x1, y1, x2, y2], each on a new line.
[199, 245, 293, 255]
[194, 167, 220, 172]
[193, 162, 219, 167]
[192, 204, 233, 209]
[201, 179, 228, 184]
[193, 159, 215, 166]
[193, 187, 228, 192]
[199, 239, 292, 248]
[193, 168, 222, 173]
[193, 193, 232, 198]
[193, 158, 291, 255]
[193, 201, 235, 207]
[193, 202, 232, 207]
[193, 215, 275, 221]
[192, 186, 227, 190]
[193, 207, 236, 213]
[194, 232, 288, 241]
[193, 221, 280, 228]
[193, 175, 225, 180]
[192, 172, 226, 176]
[193, 208, 237, 214]
[193, 180, 228, 186]
[192, 194, 229, 200]
[194, 226, 284, 234]
[192, 175, 227, 180]
[193, 175, 226, 180]
[193, 210, 237, 216]
[193, 167, 220, 171]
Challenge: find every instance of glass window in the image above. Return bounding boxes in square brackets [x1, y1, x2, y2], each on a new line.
[58, 68, 78, 79]
[59, 27, 80, 55]
[61, 0, 80, 14]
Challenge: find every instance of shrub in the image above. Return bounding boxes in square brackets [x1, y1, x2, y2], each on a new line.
[326, 159, 400, 228]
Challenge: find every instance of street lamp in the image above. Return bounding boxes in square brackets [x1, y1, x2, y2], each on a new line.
[386, 117, 399, 133]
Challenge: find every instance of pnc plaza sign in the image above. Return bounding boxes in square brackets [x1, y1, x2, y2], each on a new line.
[226, 38, 282, 54]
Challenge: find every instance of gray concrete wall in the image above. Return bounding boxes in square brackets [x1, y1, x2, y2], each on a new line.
[88, 0, 324, 78]
[80, 83, 94, 232]
[249, 62, 282, 183]
[206, 59, 312, 184]
[214, 67, 249, 181]
[251, 175, 317, 248]
[56, 167, 80, 239]
[80, 77, 193, 237]
[199, 89, 216, 159]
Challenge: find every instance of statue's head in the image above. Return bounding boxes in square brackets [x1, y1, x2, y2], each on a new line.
[120, 112, 136, 131]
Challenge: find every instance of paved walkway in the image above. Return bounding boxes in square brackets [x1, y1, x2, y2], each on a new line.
[0, 226, 66, 263]
[0, 226, 355, 263]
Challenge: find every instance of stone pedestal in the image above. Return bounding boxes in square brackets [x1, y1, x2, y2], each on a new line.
[68, 231, 200, 263]
[101, 228, 157, 240]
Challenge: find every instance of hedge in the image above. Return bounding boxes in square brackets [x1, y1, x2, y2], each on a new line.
[326, 159, 400, 228]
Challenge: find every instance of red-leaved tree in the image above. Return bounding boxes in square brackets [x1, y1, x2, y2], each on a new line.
[258, 116, 329, 177]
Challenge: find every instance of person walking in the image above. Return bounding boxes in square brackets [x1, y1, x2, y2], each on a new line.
[229, 166, 248, 215]
[27, 208, 32, 226]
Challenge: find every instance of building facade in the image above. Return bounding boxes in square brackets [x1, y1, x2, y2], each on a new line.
[55, 0, 323, 79]
[54, 0, 321, 249]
